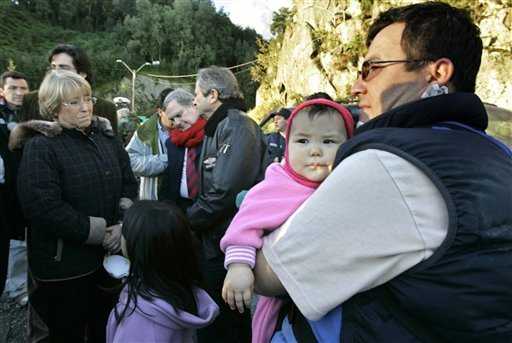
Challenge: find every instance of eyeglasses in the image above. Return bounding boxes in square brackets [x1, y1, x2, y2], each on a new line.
[62, 96, 97, 108]
[359, 59, 429, 81]
[48, 64, 76, 72]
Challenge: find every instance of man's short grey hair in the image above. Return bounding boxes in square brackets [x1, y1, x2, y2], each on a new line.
[196, 66, 243, 100]
[163, 88, 194, 109]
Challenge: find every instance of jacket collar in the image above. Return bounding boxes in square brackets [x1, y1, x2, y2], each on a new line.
[204, 98, 246, 137]
[62, 116, 115, 138]
[0, 100, 17, 122]
[8, 116, 113, 150]
[356, 93, 488, 135]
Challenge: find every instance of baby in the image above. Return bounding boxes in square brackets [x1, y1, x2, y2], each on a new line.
[220, 98, 354, 342]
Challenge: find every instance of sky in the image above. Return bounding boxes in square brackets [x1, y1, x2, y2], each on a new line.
[212, 0, 293, 39]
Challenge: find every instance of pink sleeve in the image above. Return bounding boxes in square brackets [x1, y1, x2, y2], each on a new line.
[224, 245, 257, 269]
[220, 163, 315, 269]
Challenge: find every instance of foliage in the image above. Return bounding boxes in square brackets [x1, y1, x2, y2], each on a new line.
[252, 0, 508, 113]
[119, 0, 258, 74]
[15, 0, 137, 31]
[251, 6, 294, 86]
[113, 0, 259, 108]
[0, 1, 75, 88]
[270, 7, 293, 36]
[1, 0, 260, 111]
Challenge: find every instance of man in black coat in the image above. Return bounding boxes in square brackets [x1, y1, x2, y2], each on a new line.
[190, 66, 267, 343]
[0, 71, 29, 295]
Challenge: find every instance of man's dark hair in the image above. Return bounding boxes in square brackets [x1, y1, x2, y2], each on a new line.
[274, 107, 292, 119]
[48, 44, 94, 84]
[304, 92, 333, 101]
[0, 71, 28, 88]
[157, 88, 174, 110]
[367, 1, 482, 93]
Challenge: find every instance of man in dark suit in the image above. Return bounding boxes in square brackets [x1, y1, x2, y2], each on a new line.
[0, 71, 29, 295]
[160, 89, 206, 212]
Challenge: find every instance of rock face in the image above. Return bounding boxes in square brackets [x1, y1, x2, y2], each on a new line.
[252, 0, 512, 144]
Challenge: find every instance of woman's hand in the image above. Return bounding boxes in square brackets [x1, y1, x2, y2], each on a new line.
[222, 263, 254, 313]
[103, 224, 122, 253]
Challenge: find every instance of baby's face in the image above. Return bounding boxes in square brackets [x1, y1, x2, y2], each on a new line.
[288, 110, 347, 182]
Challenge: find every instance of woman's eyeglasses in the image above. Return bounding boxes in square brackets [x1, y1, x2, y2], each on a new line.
[62, 96, 97, 108]
[359, 60, 429, 81]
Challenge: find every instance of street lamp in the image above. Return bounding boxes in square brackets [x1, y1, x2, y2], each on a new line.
[116, 59, 160, 113]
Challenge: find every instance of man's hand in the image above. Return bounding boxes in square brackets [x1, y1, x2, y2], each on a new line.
[103, 224, 122, 253]
[222, 263, 254, 313]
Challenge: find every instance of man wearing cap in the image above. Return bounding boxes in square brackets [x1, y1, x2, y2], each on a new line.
[265, 107, 291, 163]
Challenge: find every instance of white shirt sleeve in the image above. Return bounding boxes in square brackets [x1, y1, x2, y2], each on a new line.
[261, 149, 448, 320]
[180, 148, 189, 199]
[0, 154, 4, 184]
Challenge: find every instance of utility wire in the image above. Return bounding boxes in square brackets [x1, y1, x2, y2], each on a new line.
[143, 60, 256, 79]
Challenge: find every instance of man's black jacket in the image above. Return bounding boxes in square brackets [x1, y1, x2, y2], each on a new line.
[187, 102, 267, 259]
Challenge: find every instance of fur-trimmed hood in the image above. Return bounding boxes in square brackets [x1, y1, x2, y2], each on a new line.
[9, 116, 114, 151]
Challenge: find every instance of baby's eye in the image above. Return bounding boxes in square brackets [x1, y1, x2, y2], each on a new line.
[323, 139, 337, 144]
[296, 138, 309, 144]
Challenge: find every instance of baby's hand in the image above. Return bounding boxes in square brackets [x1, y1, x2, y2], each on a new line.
[222, 263, 254, 314]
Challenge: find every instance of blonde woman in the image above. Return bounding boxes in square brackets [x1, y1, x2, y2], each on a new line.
[11, 70, 137, 342]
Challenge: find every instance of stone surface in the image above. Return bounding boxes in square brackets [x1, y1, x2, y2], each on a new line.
[252, 0, 512, 143]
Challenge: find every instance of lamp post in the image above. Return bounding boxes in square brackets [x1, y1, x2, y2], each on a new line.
[116, 59, 160, 113]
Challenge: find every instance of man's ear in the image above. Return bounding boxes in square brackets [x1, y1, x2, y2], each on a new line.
[0, 88, 4, 98]
[209, 89, 219, 104]
[426, 58, 454, 88]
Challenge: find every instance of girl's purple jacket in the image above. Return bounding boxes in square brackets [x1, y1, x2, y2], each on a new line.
[107, 286, 219, 343]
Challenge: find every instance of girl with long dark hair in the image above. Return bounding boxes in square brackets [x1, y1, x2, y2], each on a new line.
[106, 201, 219, 343]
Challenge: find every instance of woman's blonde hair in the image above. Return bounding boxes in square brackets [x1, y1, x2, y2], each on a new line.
[38, 70, 91, 120]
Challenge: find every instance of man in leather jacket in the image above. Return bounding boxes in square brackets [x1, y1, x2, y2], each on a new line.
[189, 66, 266, 343]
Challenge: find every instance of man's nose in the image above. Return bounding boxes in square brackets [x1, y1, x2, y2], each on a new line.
[351, 77, 366, 97]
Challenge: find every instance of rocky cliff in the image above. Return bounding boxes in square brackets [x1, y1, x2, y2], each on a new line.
[251, 0, 512, 144]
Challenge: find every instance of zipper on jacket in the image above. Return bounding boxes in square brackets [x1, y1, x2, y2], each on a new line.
[87, 132, 109, 220]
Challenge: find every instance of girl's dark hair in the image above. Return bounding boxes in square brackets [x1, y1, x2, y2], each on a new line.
[115, 200, 201, 324]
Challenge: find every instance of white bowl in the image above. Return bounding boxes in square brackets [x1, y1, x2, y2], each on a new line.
[103, 255, 130, 279]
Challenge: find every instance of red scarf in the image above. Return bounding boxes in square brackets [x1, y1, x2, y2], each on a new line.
[169, 118, 206, 148]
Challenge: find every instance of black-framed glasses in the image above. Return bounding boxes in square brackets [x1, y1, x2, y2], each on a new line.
[359, 59, 429, 81]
